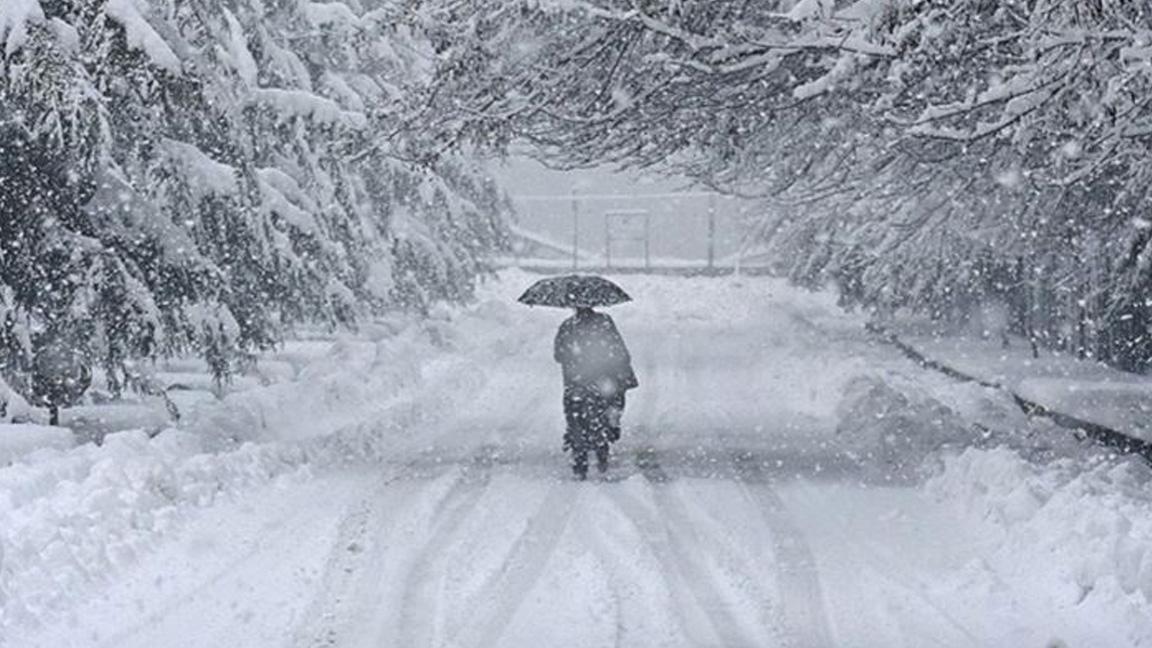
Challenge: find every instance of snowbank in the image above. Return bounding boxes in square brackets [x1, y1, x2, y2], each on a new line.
[0, 297, 525, 636]
[835, 373, 975, 477]
[829, 346, 1152, 643]
[0, 424, 73, 466]
[63, 402, 174, 444]
[928, 447, 1152, 645]
[0, 429, 314, 632]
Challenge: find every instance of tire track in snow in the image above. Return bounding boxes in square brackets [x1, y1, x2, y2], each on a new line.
[732, 452, 835, 648]
[395, 446, 499, 647]
[300, 360, 553, 648]
[625, 330, 768, 647]
[294, 448, 495, 648]
[294, 469, 407, 648]
[569, 502, 641, 648]
[611, 327, 727, 644]
[448, 479, 577, 648]
[608, 476, 762, 647]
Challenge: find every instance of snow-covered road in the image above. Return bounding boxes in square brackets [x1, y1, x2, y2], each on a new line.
[9, 273, 1152, 647]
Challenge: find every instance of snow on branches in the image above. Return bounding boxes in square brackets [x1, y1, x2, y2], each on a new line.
[0, 0, 511, 411]
[427, 0, 1152, 372]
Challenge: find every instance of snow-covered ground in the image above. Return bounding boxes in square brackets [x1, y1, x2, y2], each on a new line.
[3, 271, 1151, 647]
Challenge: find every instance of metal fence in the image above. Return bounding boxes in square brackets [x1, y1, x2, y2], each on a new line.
[504, 191, 766, 273]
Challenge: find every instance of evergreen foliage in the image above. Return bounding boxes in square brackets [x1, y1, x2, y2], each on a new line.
[1, 0, 510, 412]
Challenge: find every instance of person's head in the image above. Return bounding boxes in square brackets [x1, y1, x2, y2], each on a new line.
[574, 306, 595, 316]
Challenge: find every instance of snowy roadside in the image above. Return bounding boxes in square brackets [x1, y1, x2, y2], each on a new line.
[762, 290, 1152, 643]
[881, 320, 1152, 445]
[0, 288, 528, 640]
[863, 317, 1152, 624]
[924, 446, 1152, 646]
[823, 360, 1152, 643]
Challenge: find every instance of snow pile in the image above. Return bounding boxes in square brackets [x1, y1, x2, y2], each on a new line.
[0, 425, 73, 466]
[0, 299, 523, 636]
[63, 401, 176, 445]
[0, 429, 315, 632]
[835, 372, 975, 477]
[928, 447, 1152, 644]
[181, 307, 511, 449]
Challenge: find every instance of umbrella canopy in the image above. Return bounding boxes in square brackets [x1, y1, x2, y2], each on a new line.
[518, 275, 632, 309]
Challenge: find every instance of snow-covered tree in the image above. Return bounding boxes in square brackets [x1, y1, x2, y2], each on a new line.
[0, 0, 511, 412]
[426, 0, 1152, 371]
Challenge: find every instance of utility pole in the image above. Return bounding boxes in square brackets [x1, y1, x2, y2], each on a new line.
[571, 190, 579, 270]
[707, 193, 716, 271]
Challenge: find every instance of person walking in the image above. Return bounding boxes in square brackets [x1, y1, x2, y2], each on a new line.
[554, 306, 637, 478]
[517, 275, 637, 479]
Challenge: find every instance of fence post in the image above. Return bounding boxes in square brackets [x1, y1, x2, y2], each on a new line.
[571, 190, 579, 270]
[707, 193, 716, 270]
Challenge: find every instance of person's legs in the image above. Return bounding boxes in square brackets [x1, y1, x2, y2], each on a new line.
[578, 392, 613, 473]
[572, 446, 589, 479]
[595, 443, 610, 473]
[606, 392, 625, 442]
[562, 387, 580, 452]
[564, 386, 591, 479]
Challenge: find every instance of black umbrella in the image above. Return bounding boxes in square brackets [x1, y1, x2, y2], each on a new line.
[518, 274, 632, 308]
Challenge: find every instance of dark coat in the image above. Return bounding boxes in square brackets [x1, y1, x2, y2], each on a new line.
[554, 309, 637, 395]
